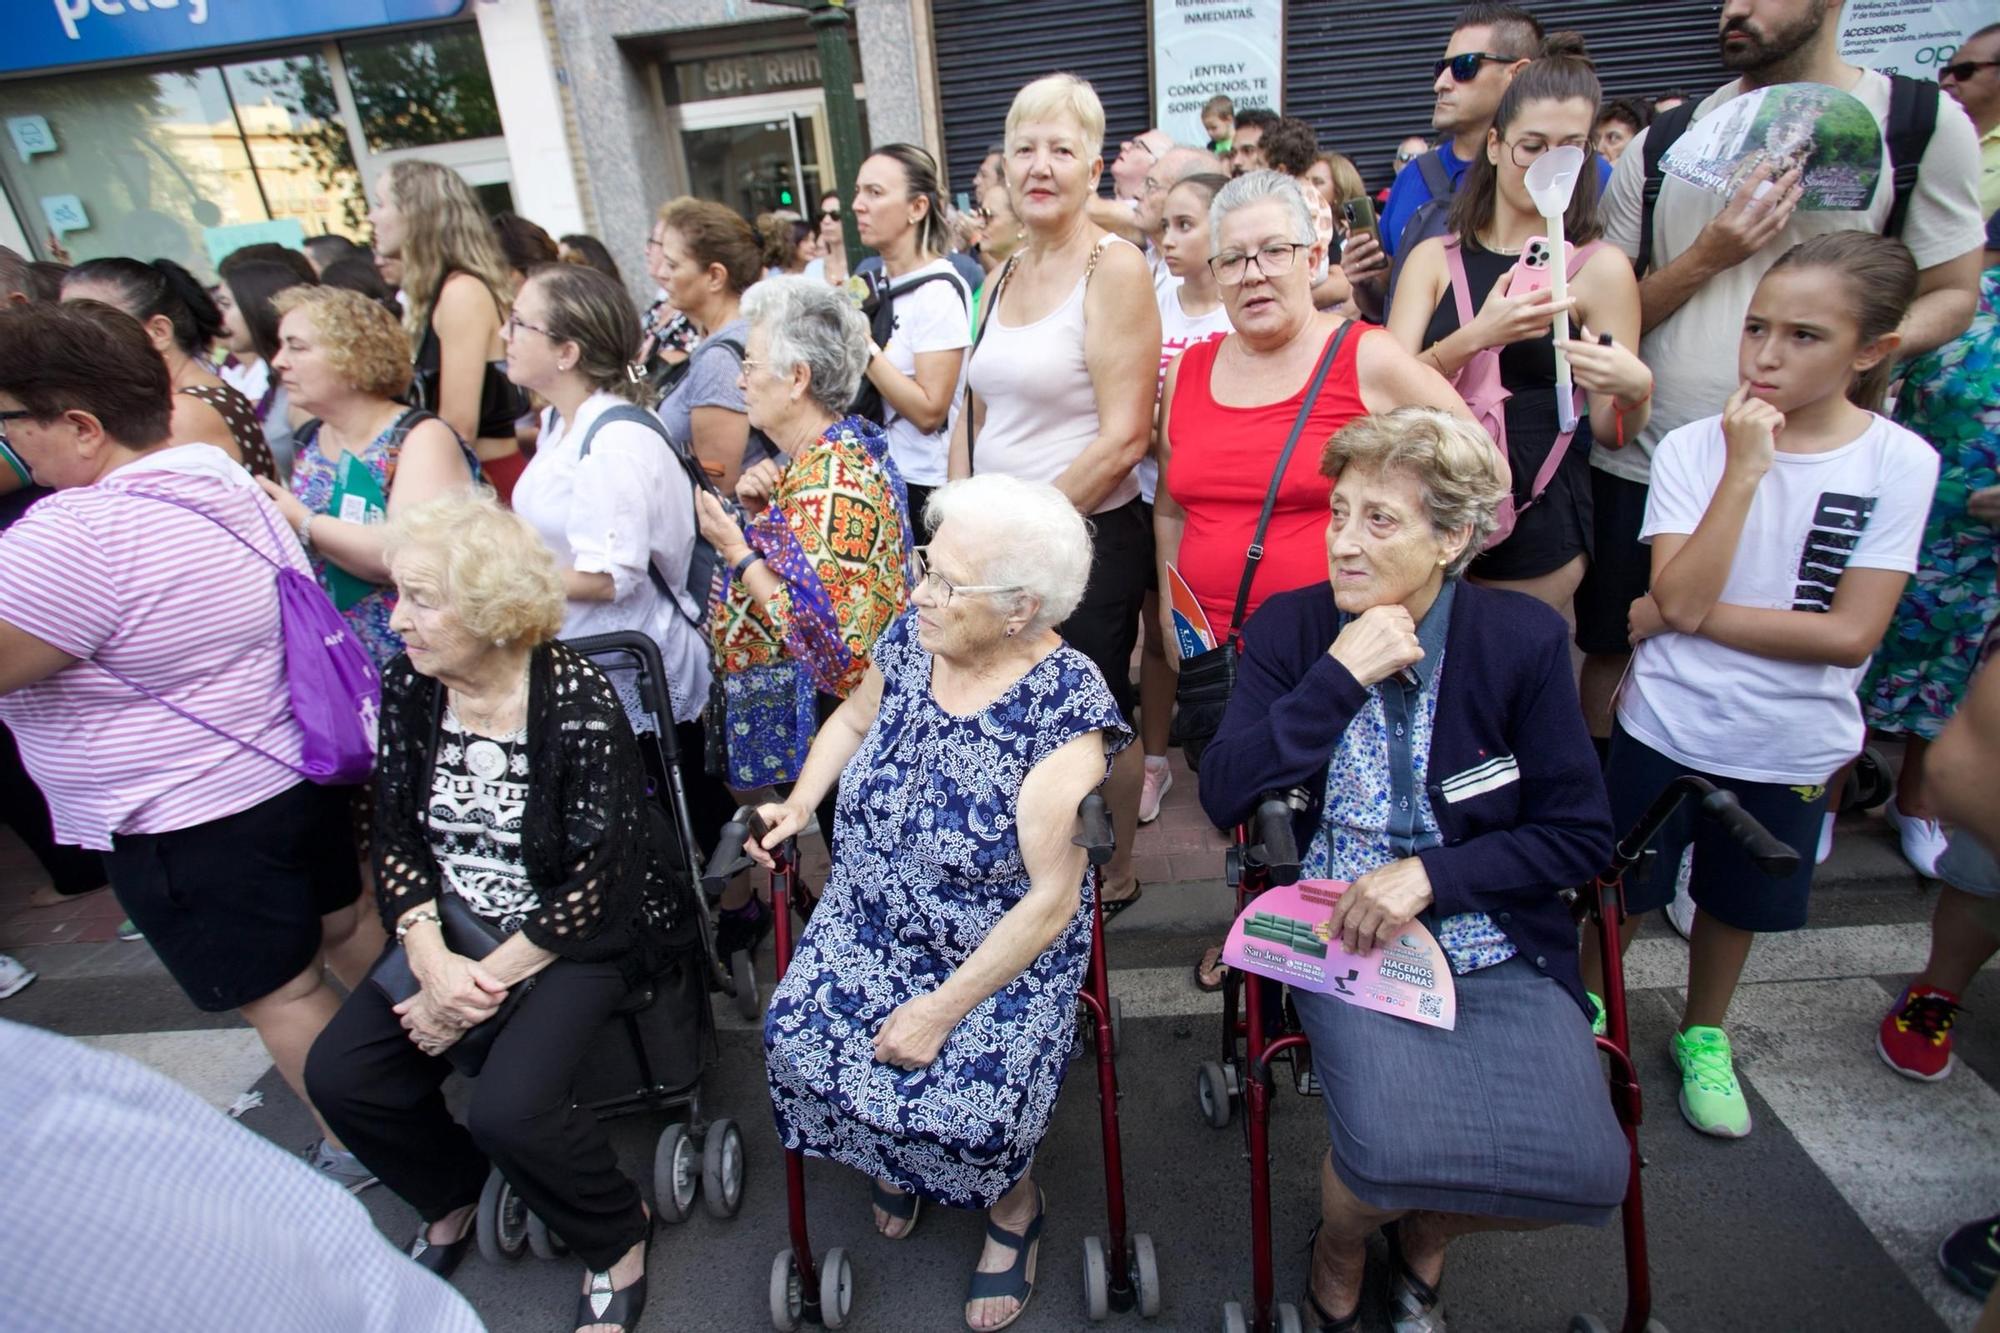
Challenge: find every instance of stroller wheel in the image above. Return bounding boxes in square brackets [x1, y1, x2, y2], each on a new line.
[701, 1118, 745, 1219]
[818, 1247, 854, 1329]
[1083, 1234, 1111, 1321]
[476, 1167, 529, 1264]
[1197, 1061, 1234, 1129]
[653, 1123, 699, 1223]
[732, 952, 761, 1021]
[1131, 1233, 1161, 1318]
[526, 1210, 567, 1260]
[1222, 1300, 1249, 1333]
[1567, 1317, 1612, 1333]
[769, 1250, 803, 1332]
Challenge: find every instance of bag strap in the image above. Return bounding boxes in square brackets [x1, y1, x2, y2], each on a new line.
[1883, 73, 1939, 241]
[1636, 101, 1698, 278]
[963, 253, 1020, 472]
[1224, 321, 1355, 643]
[1442, 235, 1477, 327]
[570, 403, 702, 626]
[1415, 149, 1457, 203]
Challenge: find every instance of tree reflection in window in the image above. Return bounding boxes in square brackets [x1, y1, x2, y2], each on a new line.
[234, 56, 366, 234]
[341, 24, 503, 153]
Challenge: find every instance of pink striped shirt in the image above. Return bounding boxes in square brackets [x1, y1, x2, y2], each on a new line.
[0, 446, 308, 850]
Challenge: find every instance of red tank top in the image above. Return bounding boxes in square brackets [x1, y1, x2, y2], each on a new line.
[1165, 325, 1369, 636]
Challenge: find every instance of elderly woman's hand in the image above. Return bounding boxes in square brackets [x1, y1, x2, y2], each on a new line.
[695, 489, 750, 563]
[872, 991, 959, 1070]
[735, 459, 785, 517]
[396, 992, 465, 1056]
[257, 476, 308, 530]
[1327, 859, 1435, 956]
[743, 800, 810, 871]
[404, 949, 507, 1029]
[1327, 605, 1424, 687]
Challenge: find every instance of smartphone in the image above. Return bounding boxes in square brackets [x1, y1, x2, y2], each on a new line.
[1341, 196, 1378, 246]
[1505, 236, 1554, 300]
[954, 191, 971, 215]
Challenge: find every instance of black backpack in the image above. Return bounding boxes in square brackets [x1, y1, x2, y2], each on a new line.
[848, 267, 971, 425]
[573, 403, 726, 630]
[1383, 151, 1461, 315]
[1634, 73, 1940, 276]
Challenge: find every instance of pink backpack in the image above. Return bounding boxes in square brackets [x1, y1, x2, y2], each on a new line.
[1442, 235, 1599, 549]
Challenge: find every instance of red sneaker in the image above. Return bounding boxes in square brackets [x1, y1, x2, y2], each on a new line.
[1877, 985, 1961, 1081]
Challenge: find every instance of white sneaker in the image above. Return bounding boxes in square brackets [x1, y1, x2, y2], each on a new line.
[1886, 799, 1948, 878]
[1665, 846, 1695, 940]
[1138, 756, 1173, 825]
[1815, 811, 1836, 866]
[0, 953, 37, 1000]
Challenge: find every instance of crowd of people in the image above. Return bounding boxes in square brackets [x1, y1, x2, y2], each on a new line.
[1, 0, 1998, 1329]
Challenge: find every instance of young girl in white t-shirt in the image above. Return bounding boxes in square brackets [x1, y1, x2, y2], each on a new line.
[1586, 231, 1938, 1140]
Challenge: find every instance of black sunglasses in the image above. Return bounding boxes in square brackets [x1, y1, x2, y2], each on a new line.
[1939, 59, 1999, 82]
[1433, 51, 1513, 83]
[819, 207, 842, 220]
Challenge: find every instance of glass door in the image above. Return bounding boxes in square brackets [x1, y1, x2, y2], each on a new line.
[681, 117, 805, 217]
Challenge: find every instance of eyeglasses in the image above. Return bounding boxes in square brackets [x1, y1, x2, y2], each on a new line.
[1502, 135, 1592, 167]
[1120, 137, 1163, 164]
[1433, 51, 1514, 83]
[1209, 241, 1307, 285]
[503, 312, 556, 340]
[1939, 59, 1999, 82]
[0, 413, 33, 486]
[912, 546, 1020, 607]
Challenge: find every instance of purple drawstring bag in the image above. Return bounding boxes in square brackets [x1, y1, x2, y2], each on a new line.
[101, 490, 380, 785]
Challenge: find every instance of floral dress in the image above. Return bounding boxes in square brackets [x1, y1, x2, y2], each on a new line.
[1863, 265, 2000, 740]
[764, 613, 1130, 1208]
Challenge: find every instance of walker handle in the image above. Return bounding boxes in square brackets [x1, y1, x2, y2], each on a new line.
[700, 806, 760, 892]
[1074, 792, 1115, 867]
[1251, 795, 1302, 887]
[1700, 789, 1801, 878]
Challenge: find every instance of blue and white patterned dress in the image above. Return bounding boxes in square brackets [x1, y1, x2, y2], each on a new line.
[764, 612, 1131, 1208]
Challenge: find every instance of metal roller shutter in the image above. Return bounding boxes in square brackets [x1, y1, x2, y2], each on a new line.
[929, 0, 1151, 189]
[1286, 0, 1729, 195]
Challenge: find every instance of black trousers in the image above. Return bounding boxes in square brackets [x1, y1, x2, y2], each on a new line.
[0, 721, 107, 896]
[304, 955, 646, 1269]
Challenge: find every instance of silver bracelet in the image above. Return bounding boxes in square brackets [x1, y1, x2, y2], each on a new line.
[395, 908, 441, 942]
[294, 511, 315, 553]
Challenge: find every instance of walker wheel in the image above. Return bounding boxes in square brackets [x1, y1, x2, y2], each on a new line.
[769, 1250, 803, 1331]
[1197, 1060, 1234, 1129]
[1567, 1317, 1611, 1333]
[701, 1118, 745, 1219]
[1222, 1300, 1249, 1333]
[653, 1123, 698, 1224]
[732, 951, 761, 1020]
[475, 1167, 528, 1263]
[818, 1247, 853, 1329]
[1131, 1233, 1161, 1318]
[526, 1210, 567, 1260]
[1276, 1302, 1304, 1333]
[1083, 1234, 1111, 1321]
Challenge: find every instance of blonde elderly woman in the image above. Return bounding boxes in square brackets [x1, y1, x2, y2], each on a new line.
[753, 474, 1129, 1332]
[962, 72, 1161, 918]
[305, 493, 686, 1333]
[1198, 410, 1627, 1333]
[257, 286, 480, 666]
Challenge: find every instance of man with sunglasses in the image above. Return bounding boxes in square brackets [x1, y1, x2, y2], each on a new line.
[1343, 4, 1550, 321]
[1940, 23, 2000, 216]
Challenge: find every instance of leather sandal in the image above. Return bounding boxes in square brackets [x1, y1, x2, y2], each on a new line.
[1304, 1287, 1362, 1332]
[573, 1209, 653, 1332]
[964, 1187, 1045, 1331]
[406, 1220, 473, 1281]
[1383, 1220, 1448, 1333]
[871, 1178, 922, 1240]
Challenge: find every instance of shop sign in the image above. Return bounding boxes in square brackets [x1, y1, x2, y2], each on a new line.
[1836, 0, 1988, 77]
[5, 0, 467, 79]
[672, 49, 828, 103]
[1153, 0, 1283, 146]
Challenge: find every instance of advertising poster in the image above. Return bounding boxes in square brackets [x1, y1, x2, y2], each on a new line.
[1220, 879, 1458, 1030]
[1837, 0, 1988, 77]
[1153, 0, 1283, 147]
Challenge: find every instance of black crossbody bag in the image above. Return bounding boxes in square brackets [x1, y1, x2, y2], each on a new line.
[1170, 322, 1352, 772]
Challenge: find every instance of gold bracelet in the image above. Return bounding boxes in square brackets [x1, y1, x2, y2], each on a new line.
[395, 909, 442, 942]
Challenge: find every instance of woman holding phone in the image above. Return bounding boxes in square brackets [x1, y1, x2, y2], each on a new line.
[1388, 37, 1650, 615]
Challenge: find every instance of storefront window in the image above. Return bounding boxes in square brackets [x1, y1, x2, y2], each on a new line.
[342, 24, 502, 153]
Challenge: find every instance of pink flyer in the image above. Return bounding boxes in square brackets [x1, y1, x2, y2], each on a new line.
[1220, 879, 1458, 1031]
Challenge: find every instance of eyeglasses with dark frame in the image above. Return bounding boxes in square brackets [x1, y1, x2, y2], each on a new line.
[503, 312, 556, 340]
[1208, 241, 1308, 286]
[1939, 59, 1999, 82]
[0, 411, 34, 486]
[1433, 51, 1514, 83]
[912, 546, 1022, 607]
[1501, 135, 1592, 168]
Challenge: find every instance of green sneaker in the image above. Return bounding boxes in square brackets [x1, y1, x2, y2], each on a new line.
[115, 917, 144, 942]
[1670, 1026, 1752, 1138]
[1587, 991, 1607, 1037]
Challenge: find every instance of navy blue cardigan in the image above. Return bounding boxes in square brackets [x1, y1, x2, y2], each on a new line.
[1197, 579, 1613, 1010]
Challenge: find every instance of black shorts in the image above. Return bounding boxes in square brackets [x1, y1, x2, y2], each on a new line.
[1574, 469, 1652, 657]
[1060, 497, 1152, 721]
[1135, 500, 1159, 594]
[105, 781, 364, 1012]
[1606, 723, 1826, 934]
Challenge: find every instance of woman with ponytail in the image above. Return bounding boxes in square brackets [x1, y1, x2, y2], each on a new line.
[61, 258, 277, 480]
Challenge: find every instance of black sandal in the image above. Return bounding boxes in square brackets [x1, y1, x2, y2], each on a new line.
[871, 1178, 922, 1240]
[1304, 1287, 1362, 1333]
[1100, 884, 1144, 920]
[1383, 1221, 1446, 1331]
[964, 1187, 1044, 1331]
[573, 1213, 652, 1332]
[1194, 945, 1228, 993]
[406, 1221, 473, 1280]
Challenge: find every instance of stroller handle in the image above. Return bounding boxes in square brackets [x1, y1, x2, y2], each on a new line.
[1074, 792, 1116, 866]
[1700, 787, 1802, 877]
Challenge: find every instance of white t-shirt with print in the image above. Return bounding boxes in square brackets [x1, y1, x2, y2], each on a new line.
[1595, 70, 1985, 485]
[1617, 412, 1938, 785]
[880, 257, 972, 487]
[1148, 282, 1233, 504]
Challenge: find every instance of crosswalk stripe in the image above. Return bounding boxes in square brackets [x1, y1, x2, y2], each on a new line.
[76, 1029, 272, 1113]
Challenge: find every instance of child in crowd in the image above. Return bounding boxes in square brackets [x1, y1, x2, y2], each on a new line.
[1583, 231, 1938, 1139]
[1201, 94, 1234, 155]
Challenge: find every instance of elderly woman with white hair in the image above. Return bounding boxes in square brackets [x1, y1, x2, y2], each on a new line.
[754, 474, 1129, 1331]
[1199, 410, 1627, 1333]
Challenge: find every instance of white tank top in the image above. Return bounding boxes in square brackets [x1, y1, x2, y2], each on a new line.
[966, 237, 1140, 515]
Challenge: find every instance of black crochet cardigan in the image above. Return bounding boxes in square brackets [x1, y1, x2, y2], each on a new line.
[374, 640, 683, 986]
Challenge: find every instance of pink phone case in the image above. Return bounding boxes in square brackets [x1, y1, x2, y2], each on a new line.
[1505, 236, 1554, 299]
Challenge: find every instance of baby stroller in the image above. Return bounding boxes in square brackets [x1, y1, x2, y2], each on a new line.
[703, 792, 1163, 1329]
[1199, 780, 1799, 1333]
[472, 631, 747, 1264]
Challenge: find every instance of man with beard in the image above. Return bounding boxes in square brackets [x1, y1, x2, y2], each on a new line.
[1577, 0, 1984, 826]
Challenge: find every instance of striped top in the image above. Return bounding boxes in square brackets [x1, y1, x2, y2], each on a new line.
[0, 445, 306, 850]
